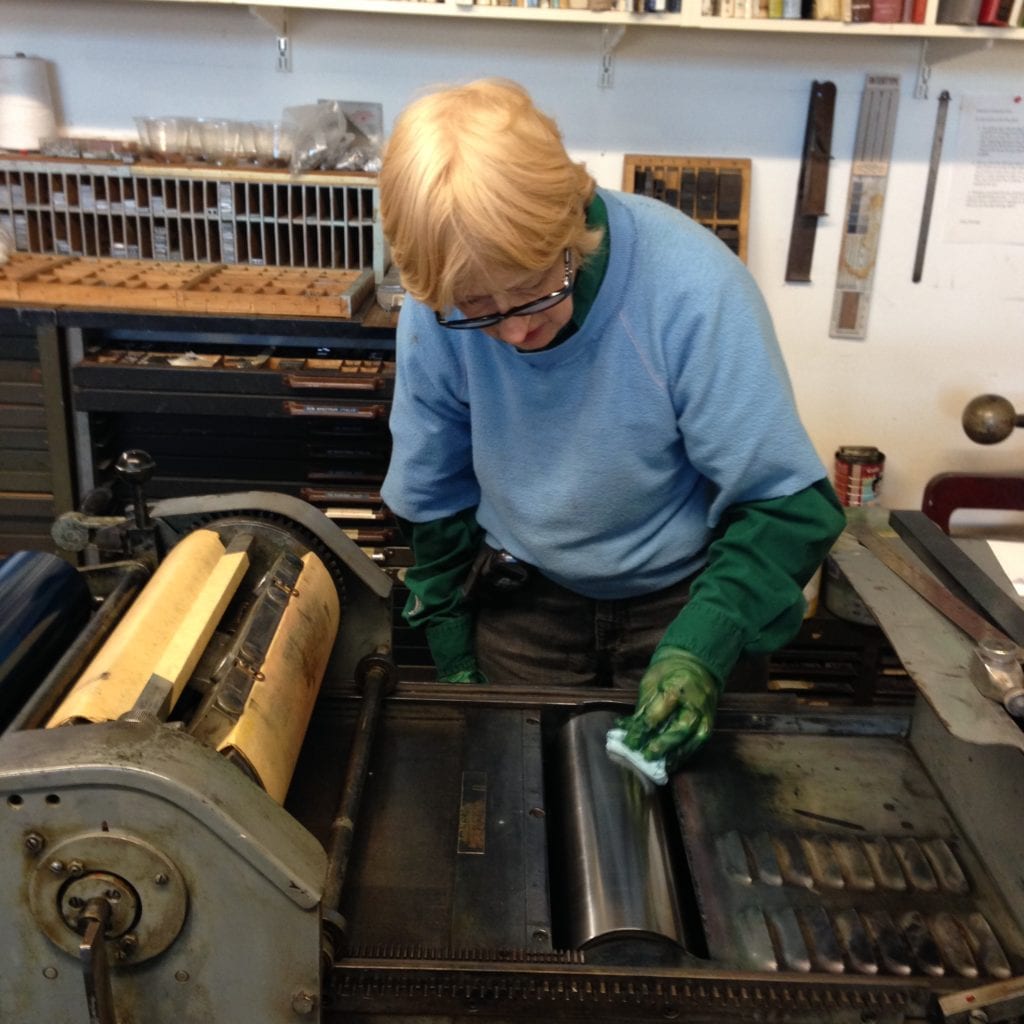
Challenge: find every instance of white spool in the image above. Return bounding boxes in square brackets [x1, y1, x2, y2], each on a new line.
[0, 53, 58, 151]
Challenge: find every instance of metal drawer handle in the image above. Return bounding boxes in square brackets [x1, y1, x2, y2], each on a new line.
[282, 400, 385, 420]
[284, 374, 384, 392]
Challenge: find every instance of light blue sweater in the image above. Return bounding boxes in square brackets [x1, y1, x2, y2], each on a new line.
[381, 188, 826, 601]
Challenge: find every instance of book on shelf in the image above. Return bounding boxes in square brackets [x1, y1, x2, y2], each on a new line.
[936, 0, 981, 21]
[872, 0, 903, 18]
[977, 0, 1016, 22]
[814, 0, 843, 17]
[901, 0, 927, 23]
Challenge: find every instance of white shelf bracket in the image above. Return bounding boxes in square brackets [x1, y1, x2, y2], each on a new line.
[915, 39, 932, 99]
[249, 6, 292, 73]
[915, 36, 994, 100]
[599, 27, 627, 90]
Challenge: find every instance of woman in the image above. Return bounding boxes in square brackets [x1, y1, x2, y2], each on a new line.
[379, 78, 844, 783]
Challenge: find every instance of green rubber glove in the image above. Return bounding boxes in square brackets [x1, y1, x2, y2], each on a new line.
[620, 646, 720, 769]
[439, 666, 488, 685]
[424, 617, 488, 684]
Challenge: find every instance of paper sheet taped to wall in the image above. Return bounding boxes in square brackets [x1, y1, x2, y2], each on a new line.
[945, 95, 1024, 245]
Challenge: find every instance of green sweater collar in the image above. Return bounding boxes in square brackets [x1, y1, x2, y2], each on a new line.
[546, 193, 609, 348]
[571, 192, 609, 330]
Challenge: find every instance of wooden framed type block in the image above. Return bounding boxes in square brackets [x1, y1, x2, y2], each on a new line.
[623, 155, 751, 264]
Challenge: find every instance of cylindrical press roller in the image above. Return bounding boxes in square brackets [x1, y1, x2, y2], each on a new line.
[47, 524, 340, 804]
[47, 529, 246, 727]
[557, 709, 686, 963]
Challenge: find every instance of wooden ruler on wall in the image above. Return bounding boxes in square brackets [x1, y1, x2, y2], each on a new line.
[829, 74, 901, 341]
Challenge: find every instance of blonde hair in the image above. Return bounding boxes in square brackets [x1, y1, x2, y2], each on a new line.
[380, 78, 603, 312]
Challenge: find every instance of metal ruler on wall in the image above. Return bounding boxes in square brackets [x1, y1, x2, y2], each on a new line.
[829, 74, 901, 341]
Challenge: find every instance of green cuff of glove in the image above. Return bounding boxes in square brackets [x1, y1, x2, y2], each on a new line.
[619, 645, 719, 771]
[424, 615, 482, 682]
[659, 604, 744, 686]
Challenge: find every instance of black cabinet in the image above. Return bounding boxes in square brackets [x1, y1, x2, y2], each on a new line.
[61, 313, 431, 676]
[0, 319, 75, 554]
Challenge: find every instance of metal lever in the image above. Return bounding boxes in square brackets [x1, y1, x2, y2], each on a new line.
[115, 448, 156, 532]
[849, 517, 1024, 720]
[78, 897, 117, 1024]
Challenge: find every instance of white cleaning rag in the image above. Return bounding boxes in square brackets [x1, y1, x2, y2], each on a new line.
[605, 727, 668, 786]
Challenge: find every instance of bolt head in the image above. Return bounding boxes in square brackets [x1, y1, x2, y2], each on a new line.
[24, 832, 45, 853]
[48, 860, 65, 875]
[67, 859, 84, 877]
[291, 991, 317, 1015]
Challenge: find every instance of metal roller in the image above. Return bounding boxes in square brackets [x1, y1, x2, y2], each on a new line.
[197, 549, 340, 803]
[557, 709, 686, 963]
[47, 529, 248, 727]
[46, 523, 340, 804]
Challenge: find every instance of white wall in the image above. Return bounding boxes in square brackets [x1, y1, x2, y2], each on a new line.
[6, 0, 1023, 508]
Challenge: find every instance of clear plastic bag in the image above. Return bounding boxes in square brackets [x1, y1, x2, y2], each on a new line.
[284, 100, 382, 175]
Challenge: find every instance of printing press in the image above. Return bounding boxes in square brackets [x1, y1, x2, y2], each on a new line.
[1, 474, 1023, 1024]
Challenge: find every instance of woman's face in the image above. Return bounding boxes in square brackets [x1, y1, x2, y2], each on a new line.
[453, 251, 575, 352]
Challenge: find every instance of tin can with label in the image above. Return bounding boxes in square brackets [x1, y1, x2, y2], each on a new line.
[834, 446, 885, 507]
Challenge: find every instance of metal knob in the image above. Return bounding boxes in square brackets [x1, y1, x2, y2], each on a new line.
[114, 449, 156, 486]
[114, 449, 156, 531]
[962, 394, 1022, 445]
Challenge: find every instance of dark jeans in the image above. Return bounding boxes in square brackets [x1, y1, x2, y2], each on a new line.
[474, 570, 693, 689]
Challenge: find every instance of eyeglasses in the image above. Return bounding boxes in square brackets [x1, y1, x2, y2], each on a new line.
[435, 250, 574, 330]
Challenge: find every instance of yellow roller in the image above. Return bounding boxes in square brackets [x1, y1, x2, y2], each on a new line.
[48, 529, 248, 727]
[215, 551, 340, 803]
